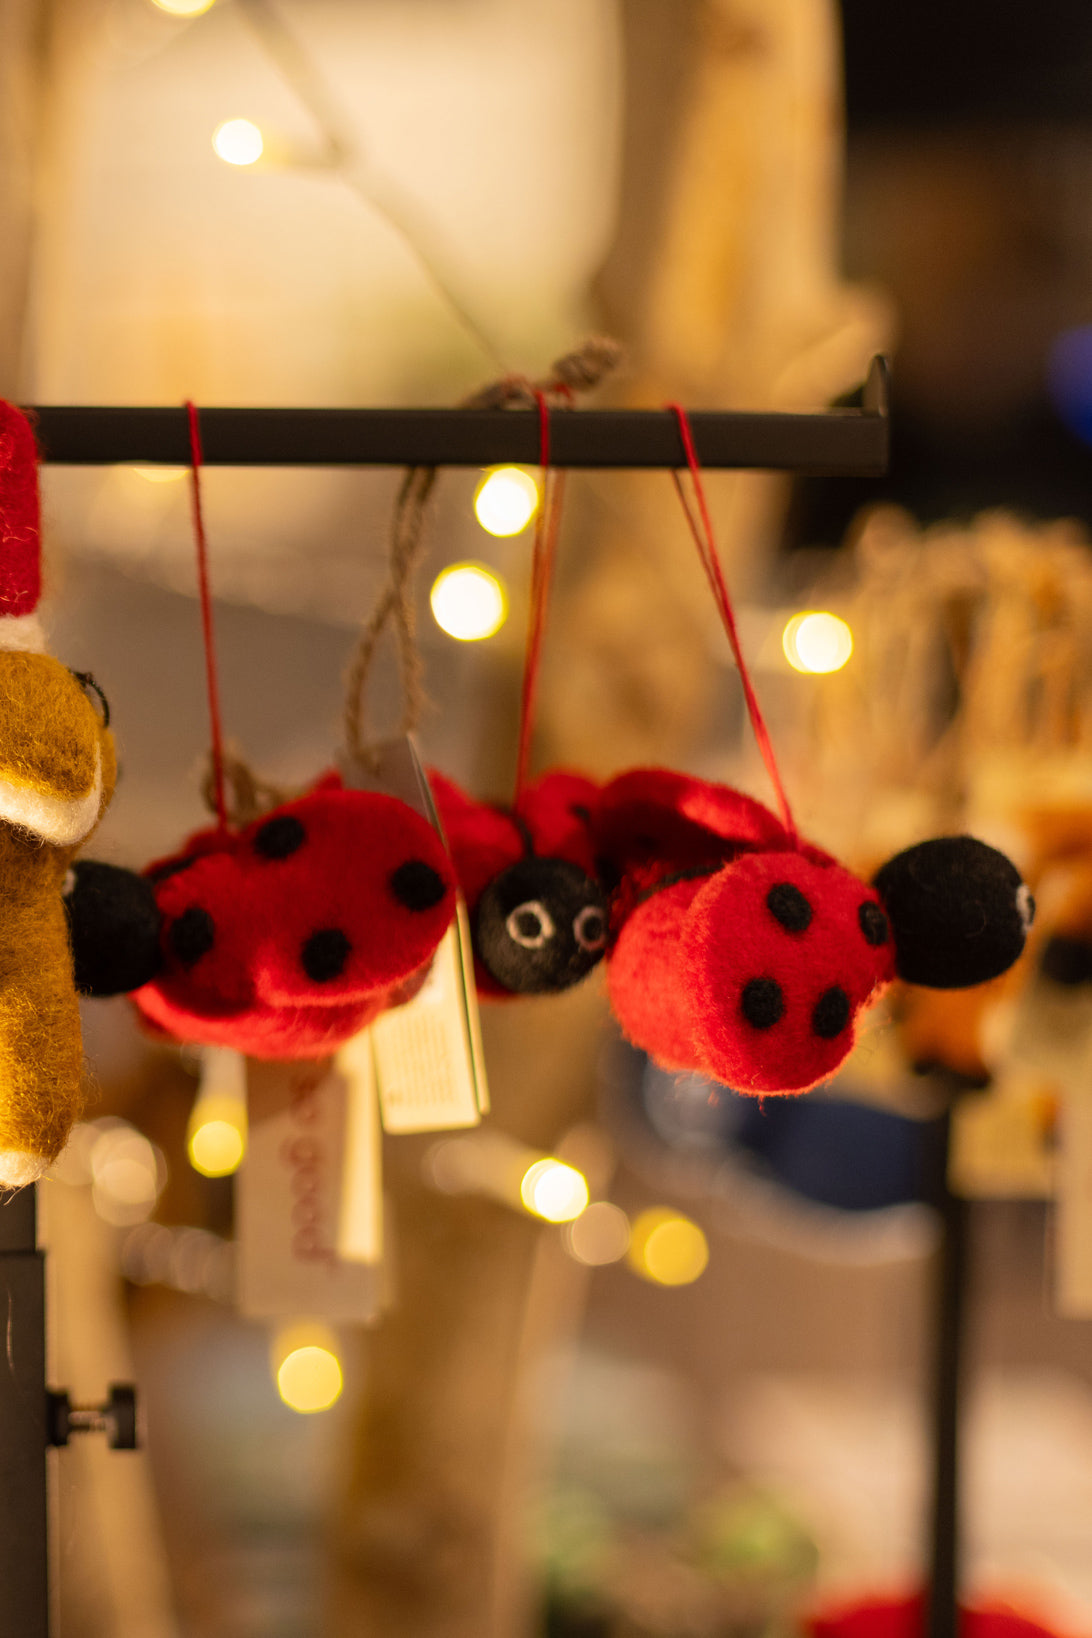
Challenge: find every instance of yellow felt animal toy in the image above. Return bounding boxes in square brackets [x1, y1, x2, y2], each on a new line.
[0, 402, 117, 1187]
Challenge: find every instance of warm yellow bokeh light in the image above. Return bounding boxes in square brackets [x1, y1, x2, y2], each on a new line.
[212, 119, 264, 166]
[89, 1125, 164, 1227]
[565, 1200, 631, 1266]
[128, 464, 188, 484]
[473, 467, 540, 537]
[628, 1208, 709, 1286]
[782, 611, 854, 674]
[430, 563, 508, 641]
[151, 0, 216, 15]
[520, 1159, 590, 1223]
[188, 1119, 245, 1178]
[276, 1346, 344, 1414]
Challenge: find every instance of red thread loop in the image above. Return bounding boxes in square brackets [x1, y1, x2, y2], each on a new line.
[666, 403, 797, 843]
[513, 389, 568, 805]
[185, 402, 229, 833]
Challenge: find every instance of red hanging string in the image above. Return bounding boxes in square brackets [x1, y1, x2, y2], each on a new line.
[185, 402, 229, 833]
[513, 389, 568, 805]
[666, 402, 798, 844]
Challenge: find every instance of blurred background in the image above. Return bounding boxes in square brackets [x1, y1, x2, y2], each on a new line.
[5, 0, 1092, 1633]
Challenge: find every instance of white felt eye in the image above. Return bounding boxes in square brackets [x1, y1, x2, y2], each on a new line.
[573, 904, 607, 952]
[506, 900, 555, 949]
[1017, 883, 1035, 935]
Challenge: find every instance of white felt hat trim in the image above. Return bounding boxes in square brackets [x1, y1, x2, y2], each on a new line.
[0, 613, 46, 653]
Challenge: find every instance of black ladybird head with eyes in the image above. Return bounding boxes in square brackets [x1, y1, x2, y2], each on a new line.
[429, 767, 609, 999]
[872, 835, 1034, 989]
[474, 855, 608, 994]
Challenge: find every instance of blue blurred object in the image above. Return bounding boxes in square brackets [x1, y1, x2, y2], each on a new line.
[1047, 327, 1092, 446]
[728, 1091, 930, 1212]
[627, 1048, 938, 1213]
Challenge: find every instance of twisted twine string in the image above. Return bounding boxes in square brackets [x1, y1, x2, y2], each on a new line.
[342, 337, 621, 775]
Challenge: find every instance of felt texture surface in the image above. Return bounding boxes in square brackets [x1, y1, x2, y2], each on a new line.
[132, 775, 457, 1058]
[682, 851, 896, 1093]
[873, 836, 1032, 988]
[64, 861, 163, 997]
[807, 1592, 1062, 1638]
[0, 402, 42, 618]
[593, 766, 791, 879]
[593, 769, 1030, 1098]
[0, 402, 119, 1186]
[431, 767, 607, 996]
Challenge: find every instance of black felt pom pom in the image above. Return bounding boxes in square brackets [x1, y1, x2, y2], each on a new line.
[64, 860, 164, 997]
[873, 835, 1033, 990]
[474, 857, 609, 994]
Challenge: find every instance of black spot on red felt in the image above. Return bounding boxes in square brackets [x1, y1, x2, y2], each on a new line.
[812, 985, 850, 1038]
[741, 977, 785, 1029]
[389, 859, 448, 912]
[766, 882, 813, 932]
[253, 815, 306, 860]
[858, 901, 889, 946]
[169, 907, 215, 967]
[301, 928, 352, 983]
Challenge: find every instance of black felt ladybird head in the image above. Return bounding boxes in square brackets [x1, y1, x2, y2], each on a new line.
[131, 772, 457, 1059]
[430, 768, 608, 996]
[593, 768, 1034, 1096]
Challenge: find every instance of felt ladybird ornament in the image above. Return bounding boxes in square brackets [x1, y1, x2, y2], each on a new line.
[130, 774, 457, 1059]
[124, 408, 458, 1060]
[592, 767, 1032, 1096]
[0, 402, 141, 1185]
[582, 407, 1033, 1097]
[429, 768, 608, 995]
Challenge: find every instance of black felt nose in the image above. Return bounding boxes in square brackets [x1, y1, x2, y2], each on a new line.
[474, 856, 608, 994]
[64, 860, 164, 996]
[873, 835, 1031, 989]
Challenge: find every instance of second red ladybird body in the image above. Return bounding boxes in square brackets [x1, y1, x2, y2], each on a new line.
[133, 774, 457, 1058]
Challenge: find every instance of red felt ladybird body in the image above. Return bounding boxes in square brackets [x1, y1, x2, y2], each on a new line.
[132, 775, 457, 1058]
[592, 768, 1029, 1097]
[430, 768, 608, 996]
[599, 784, 897, 1094]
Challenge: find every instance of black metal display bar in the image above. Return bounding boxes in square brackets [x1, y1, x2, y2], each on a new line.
[24, 355, 889, 473]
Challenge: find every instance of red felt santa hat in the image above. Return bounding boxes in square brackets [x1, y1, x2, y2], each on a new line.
[0, 402, 45, 651]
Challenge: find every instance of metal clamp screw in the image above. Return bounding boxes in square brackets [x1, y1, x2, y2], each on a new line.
[47, 1384, 138, 1450]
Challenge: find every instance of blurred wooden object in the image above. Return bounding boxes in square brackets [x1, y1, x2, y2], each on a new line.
[542, 0, 891, 775]
[326, 984, 607, 1638]
[0, 0, 43, 395]
[329, 4, 886, 1636]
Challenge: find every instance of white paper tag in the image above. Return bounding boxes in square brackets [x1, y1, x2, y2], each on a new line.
[340, 736, 490, 1127]
[335, 1031, 384, 1264]
[237, 1056, 383, 1322]
[371, 904, 484, 1132]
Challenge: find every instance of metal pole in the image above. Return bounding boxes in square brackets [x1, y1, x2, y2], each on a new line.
[23, 357, 890, 473]
[926, 1105, 967, 1638]
[0, 1186, 49, 1638]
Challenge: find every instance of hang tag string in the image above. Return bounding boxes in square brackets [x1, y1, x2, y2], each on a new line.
[342, 340, 619, 777]
[186, 402, 230, 833]
[513, 388, 569, 805]
[666, 403, 798, 844]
